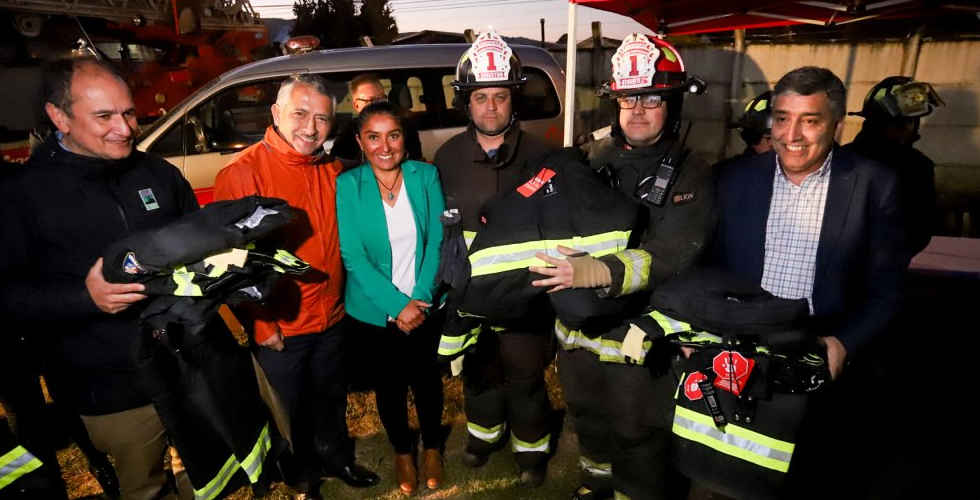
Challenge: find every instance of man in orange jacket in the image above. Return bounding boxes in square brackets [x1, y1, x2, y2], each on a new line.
[214, 74, 379, 495]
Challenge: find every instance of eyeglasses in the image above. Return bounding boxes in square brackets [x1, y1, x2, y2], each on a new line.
[355, 96, 387, 106]
[617, 94, 664, 110]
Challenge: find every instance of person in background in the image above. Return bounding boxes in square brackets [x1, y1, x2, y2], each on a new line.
[331, 73, 422, 165]
[843, 76, 944, 259]
[716, 90, 774, 168]
[336, 101, 446, 495]
[213, 73, 379, 497]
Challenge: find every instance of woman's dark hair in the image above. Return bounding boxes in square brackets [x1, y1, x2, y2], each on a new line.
[355, 100, 402, 135]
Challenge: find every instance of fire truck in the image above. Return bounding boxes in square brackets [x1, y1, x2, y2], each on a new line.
[0, 0, 270, 163]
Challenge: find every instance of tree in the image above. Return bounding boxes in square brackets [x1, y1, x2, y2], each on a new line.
[291, 0, 398, 49]
[358, 0, 398, 45]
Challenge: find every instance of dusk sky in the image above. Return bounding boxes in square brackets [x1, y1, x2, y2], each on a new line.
[250, 0, 652, 42]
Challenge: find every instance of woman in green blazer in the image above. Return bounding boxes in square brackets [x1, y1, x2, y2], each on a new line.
[335, 102, 445, 494]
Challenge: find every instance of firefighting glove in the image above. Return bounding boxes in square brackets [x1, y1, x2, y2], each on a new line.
[565, 251, 612, 288]
[436, 209, 471, 291]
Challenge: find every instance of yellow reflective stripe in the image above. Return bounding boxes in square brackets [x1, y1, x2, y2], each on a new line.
[273, 249, 302, 267]
[614, 491, 632, 500]
[463, 231, 477, 250]
[674, 372, 685, 399]
[239, 423, 270, 483]
[0, 446, 42, 490]
[467, 422, 505, 443]
[672, 406, 794, 473]
[469, 230, 631, 277]
[555, 321, 649, 364]
[511, 433, 550, 453]
[648, 310, 691, 335]
[578, 456, 612, 477]
[172, 267, 203, 297]
[193, 454, 238, 500]
[613, 249, 651, 295]
[437, 326, 481, 356]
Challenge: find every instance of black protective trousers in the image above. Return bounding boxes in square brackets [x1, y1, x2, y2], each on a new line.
[352, 318, 445, 454]
[559, 348, 677, 499]
[254, 321, 353, 479]
[462, 330, 554, 470]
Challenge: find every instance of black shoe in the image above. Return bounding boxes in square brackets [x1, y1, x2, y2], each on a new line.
[324, 463, 380, 488]
[461, 450, 489, 468]
[519, 466, 547, 488]
[88, 454, 120, 499]
[572, 484, 613, 500]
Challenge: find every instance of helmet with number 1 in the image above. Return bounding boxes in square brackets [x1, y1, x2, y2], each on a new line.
[598, 33, 704, 98]
[451, 29, 526, 95]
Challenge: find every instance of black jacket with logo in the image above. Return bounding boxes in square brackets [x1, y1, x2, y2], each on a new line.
[434, 123, 554, 232]
[0, 136, 199, 415]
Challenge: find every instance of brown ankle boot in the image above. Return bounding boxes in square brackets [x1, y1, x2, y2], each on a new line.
[395, 453, 416, 494]
[421, 448, 443, 490]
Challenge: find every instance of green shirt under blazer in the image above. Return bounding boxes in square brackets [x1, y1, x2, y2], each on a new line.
[336, 160, 445, 327]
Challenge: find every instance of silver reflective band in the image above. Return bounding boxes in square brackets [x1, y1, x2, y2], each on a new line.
[579, 456, 612, 477]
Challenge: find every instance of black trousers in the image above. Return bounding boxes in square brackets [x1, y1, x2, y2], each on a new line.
[254, 320, 353, 476]
[352, 318, 444, 454]
[462, 330, 553, 470]
[559, 348, 676, 499]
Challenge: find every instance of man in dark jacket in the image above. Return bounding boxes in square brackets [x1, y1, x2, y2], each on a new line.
[531, 34, 715, 500]
[433, 30, 555, 487]
[0, 58, 199, 500]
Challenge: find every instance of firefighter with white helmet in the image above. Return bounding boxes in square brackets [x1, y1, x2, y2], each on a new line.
[433, 29, 556, 488]
[530, 33, 715, 500]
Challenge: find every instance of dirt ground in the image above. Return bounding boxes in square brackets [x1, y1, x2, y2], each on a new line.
[45, 363, 577, 500]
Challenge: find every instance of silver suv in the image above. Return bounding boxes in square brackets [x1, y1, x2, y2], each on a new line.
[137, 44, 566, 204]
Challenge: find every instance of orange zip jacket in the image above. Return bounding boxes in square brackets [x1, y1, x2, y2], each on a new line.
[214, 126, 345, 343]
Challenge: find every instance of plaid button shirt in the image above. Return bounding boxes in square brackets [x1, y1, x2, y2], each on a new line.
[760, 151, 833, 311]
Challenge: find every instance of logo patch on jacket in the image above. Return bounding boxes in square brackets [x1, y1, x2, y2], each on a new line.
[138, 188, 160, 211]
[122, 251, 145, 275]
[672, 192, 695, 205]
[517, 168, 556, 198]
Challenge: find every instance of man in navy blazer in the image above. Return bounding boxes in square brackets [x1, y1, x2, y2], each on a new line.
[711, 66, 907, 379]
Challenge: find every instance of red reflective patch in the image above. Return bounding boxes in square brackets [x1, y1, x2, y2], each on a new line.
[712, 351, 755, 396]
[684, 371, 707, 401]
[517, 168, 556, 198]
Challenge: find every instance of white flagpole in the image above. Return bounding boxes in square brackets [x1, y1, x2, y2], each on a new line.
[563, 1, 578, 147]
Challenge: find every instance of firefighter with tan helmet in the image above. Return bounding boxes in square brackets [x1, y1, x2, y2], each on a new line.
[530, 33, 715, 500]
[433, 29, 556, 487]
[843, 76, 944, 258]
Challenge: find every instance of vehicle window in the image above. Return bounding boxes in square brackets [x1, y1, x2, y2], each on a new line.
[146, 118, 184, 157]
[183, 79, 283, 154]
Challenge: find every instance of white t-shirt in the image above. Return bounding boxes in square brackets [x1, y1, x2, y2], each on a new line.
[383, 187, 417, 300]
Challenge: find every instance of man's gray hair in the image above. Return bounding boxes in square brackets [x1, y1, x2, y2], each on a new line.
[276, 73, 336, 116]
[773, 66, 847, 122]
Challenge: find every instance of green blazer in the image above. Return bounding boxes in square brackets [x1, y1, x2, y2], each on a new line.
[336, 160, 445, 327]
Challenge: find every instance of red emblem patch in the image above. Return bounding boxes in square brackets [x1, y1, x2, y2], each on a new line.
[711, 351, 755, 396]
[517, 168, 557, 198]
[683, 372, 707, 401]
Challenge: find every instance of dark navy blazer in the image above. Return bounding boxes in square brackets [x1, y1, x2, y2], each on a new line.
[710, 146, 907, 353]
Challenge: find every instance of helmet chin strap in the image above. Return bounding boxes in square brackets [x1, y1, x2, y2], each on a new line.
[472, 112, 516, 137]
